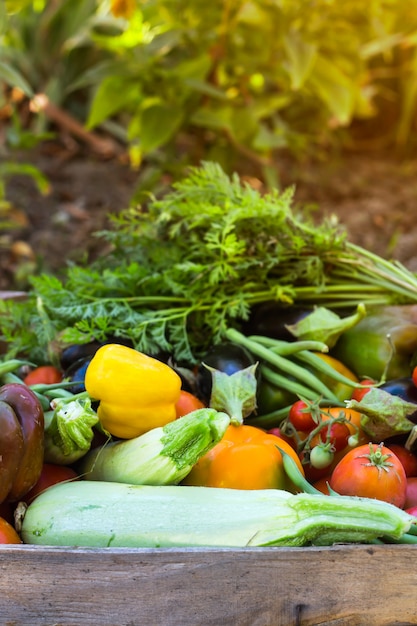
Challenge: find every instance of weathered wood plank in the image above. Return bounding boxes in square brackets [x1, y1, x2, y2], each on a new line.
[0, 544, 416, 625]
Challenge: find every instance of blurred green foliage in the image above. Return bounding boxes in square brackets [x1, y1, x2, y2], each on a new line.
[2, 0, 417, 182]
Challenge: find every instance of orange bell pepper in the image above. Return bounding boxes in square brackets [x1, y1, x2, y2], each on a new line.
[182, 423, 304, 492]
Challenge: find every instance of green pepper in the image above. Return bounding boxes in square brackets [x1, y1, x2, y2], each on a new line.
[256, 378, 297, 415]
[331, 305, 417, 381]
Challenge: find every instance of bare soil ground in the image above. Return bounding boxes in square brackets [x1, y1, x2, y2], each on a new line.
[2, 145, 417, 291]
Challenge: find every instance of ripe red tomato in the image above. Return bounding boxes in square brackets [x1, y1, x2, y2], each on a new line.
[329, 442, 407, 508]
[404, 477, 417, 510]
[0, 517, 21, 544]
[288, 400, 317, 431]
[175, 390, 205, 418]
[320, 407, 370, 447]
[23, 365, 63, 385]
[24, 463, 78, 503]
[319, 421, 351, 452]
[386, 444, 417, 477]
[350, 378, 375, 402]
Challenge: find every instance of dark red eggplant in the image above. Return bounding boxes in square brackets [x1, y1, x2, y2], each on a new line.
[0, 383, 44, 502]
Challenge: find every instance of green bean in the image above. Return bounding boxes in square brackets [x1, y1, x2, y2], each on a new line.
[280, 448, 323, 495]
[261, 365, 319, 402]
[250, 334, 363, 389]
[1, 371, 25, 385]
[385, 533, 417, 544]
[248, 335, 329, 355]
[42, 388, 75, 400]
[246, 405, 292, 429]
[226, 328, 340, 403]
[0, 359, 34, 376]
[29, 381, 77, 393]
[405, 521, 417, 536]
[294, 350, 361, 389]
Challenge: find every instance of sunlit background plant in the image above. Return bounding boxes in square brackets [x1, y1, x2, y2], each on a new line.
[2, 0, 417, 187]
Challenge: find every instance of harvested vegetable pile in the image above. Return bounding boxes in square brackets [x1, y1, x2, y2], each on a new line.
[3, 162, 417, 549]
[2, 161, 417, 365]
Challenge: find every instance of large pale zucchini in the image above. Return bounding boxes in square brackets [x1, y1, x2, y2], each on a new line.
[20, 481, 413, 548]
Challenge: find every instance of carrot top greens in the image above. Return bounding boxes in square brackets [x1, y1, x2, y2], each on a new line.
[2, 161, 417, 363]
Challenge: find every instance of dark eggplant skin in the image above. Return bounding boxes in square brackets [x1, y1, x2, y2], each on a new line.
[0, 383, 44, 502]
[60, 341, 104, 372]
[60, 337, 134, 371]
[64, 356, 93, 394]
[0, 400, 24, 503]
[379, 377, 417, 423]
[379, 377, 417, 404]
[242, 302, 313, 341]
[196, 342, 258, 404]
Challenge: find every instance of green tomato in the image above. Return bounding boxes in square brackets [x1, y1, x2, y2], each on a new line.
[309, 444, 334, 470]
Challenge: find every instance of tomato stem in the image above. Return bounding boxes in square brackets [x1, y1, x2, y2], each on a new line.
[356, 442, 395, 476]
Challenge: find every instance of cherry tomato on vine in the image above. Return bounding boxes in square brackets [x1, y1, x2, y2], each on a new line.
[309, 444, 334, 470]
[412, 366, 417, 389]
[329, 442, 407, 508]
[350, 378, 375, 402]
[299, 450, 331, 482]
[175, 390, 205, 418]
[288, 400, 317, 432]
[0, 517, 21, 544]
[319, 421, 351, 452]
[320, 407, 369, 447]
[23, 365, 63, 386]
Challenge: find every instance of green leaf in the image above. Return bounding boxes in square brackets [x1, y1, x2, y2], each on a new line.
[284, 31, 317, 90]
[184, 78, 227, 100]
[286, 303, 367, 349]
[360, 33, 404, 59]
[347, 388, 417, 441]
[252, 94, 291, 120]
[190, 106, 234, 133]
[236, 1, 268, 26]
[0, 162, 50, 195]
[229, 107, 259, 143]
[252, 123, 288, 151]
[308, 54, 356, 125]
[86, 76, 141, 129]
[140, 104, 184, 153]
[0, 2, 7, 34]
[0, 62, 33, 97]
[5, 0, 32, 13]
[174, 54, 212, 81]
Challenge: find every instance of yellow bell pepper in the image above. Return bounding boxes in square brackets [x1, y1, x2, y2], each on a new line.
[84, 344, 182, 439]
